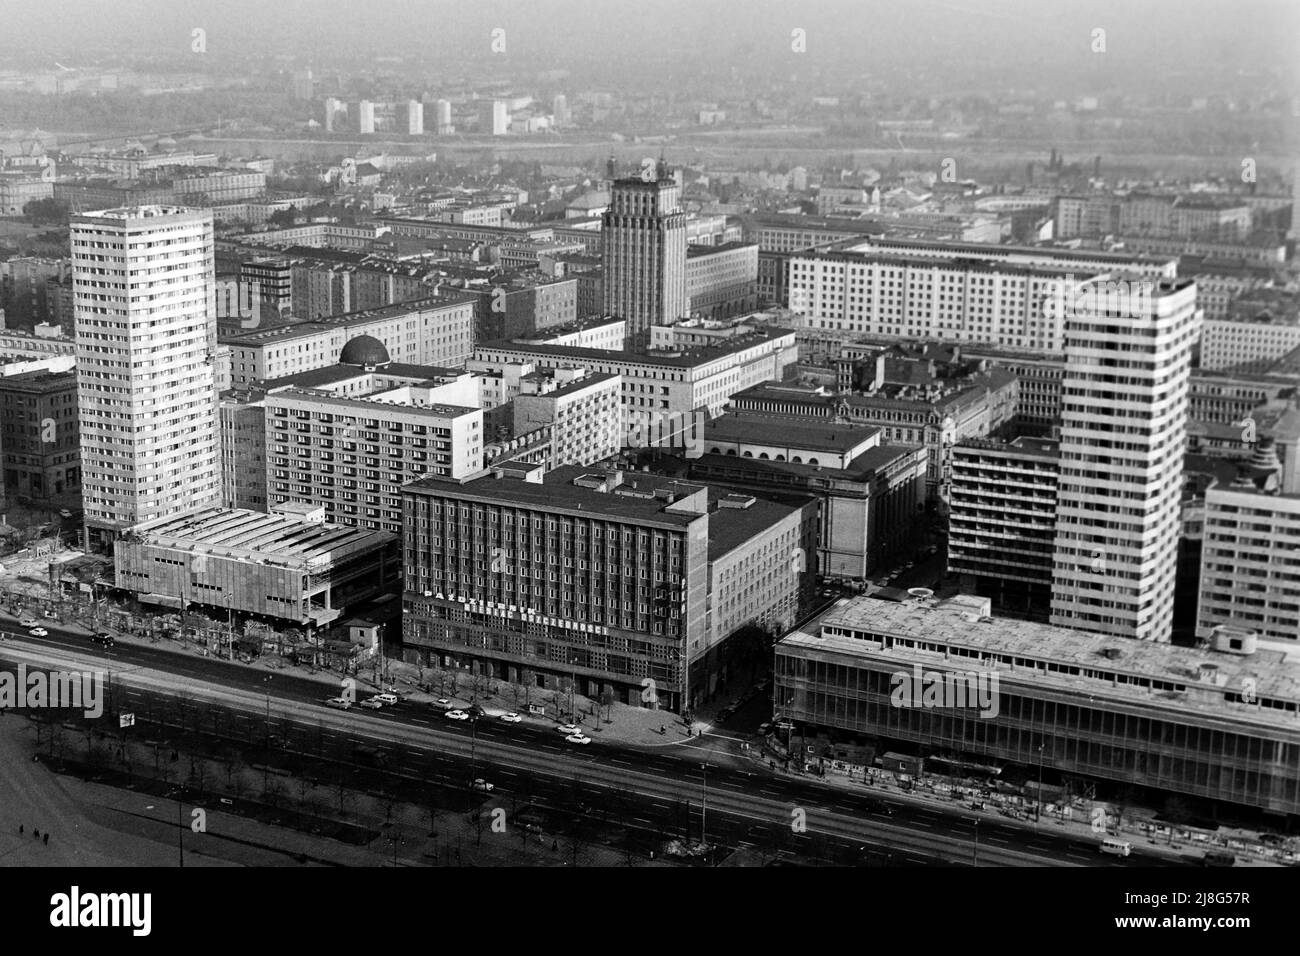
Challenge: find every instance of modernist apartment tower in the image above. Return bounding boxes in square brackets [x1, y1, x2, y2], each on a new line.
[72, 205, 221, 551]
[1050, 275, 1201, 641]
[602, 172, 688, 347]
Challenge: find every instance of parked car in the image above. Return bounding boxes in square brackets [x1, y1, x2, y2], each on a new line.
[444, 709, 469, 721]
[325, 697, 352, 710]
[19, 617, 38, 628]
[557, 723, 581, 735]
[59, 509, 73, 519]
[499, 712, 522, 723]
[431, 698, 454, 711]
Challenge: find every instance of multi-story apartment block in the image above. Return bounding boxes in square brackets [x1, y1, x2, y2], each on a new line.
[218, 387, 268, 511]
[947, 437, 1060, 612]
[1197, 479, 1300, 654]
[402, 465, 814, 712]
[72, 205, 221, 550]
[172, 170, 266, 203]
[222, 295, 476, 387]
[472, 276, 578, 342]
[469, 325, 797, 422]
[602, 173, 688, 346]
[685, 241, 759, 319]
[237, 257, 293, 320]
[511, 369, 622, 469]
[1050, 277, 1201, 642]
[0, 369, 80, 502]
[263, 340, 485, 535]
[786, 249, 1172, 353]
[1200, 314, 1300, 371]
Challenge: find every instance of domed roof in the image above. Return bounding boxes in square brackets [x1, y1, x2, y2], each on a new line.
[339, 334, 390, 368]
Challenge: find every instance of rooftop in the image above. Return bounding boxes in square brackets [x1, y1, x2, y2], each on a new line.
[703, 415, 881, 454]
[780, 596, 1300, 728]
[130, 508, 395, 569]
[477, 325, 794, 369]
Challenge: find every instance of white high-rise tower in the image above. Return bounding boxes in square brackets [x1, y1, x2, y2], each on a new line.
[72, 205, 221, 551]
[1050, 274, 1201, 641]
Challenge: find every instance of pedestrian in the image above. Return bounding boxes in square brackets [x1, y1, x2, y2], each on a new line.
[18, 825, 22, 834]
[43, 833, 48, 845]
[33, 829, 39, 840]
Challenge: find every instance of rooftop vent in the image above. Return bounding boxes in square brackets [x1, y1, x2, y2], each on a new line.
[718, 493, 756, 510]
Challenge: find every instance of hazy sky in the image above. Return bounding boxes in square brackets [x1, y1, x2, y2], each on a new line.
[2, 0, 1297, 92]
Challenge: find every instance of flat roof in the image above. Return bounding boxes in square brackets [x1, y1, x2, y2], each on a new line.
[262, 362, 463, 392]
[779, 596, 1300, 726]
[130, 507, 395, 568]
[220, 294, 476, 347]
[703, 415, 880, 453]
[476, 325, 794, 369]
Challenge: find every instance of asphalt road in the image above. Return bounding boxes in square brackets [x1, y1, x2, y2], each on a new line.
[2, 622, 1181, 868]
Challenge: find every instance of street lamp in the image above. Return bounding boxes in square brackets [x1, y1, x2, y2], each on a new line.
[166, 787, 186, 867]
[1036, 744, 1045, 826]
[569, 657, 578, 723]
[263, 675, 273, 748]
[469, 712, 479, 780]
[972, 816, 979, 867]
[700, 762, 708, 848]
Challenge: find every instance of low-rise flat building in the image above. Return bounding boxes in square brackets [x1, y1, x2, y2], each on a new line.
[115, 507, 400, 630]
[776, 594, 1300, 818]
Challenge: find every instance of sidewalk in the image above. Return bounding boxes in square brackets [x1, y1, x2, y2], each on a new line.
[744, 736, 1295, 867]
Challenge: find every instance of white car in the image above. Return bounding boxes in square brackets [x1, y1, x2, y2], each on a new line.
[444, 709, 469, 721]
[28, 627, 48, 637]
[372, 693, 399, 706]
[358, 698, 385, 710]
[565, 733, 591, 746]
[59, 509, 73, 519]
[431, 698, 454, 710]
[471, 778, 494, 792]
[557, 723, 581, 735]
[498, 712, 522, 724]
[325, 697, 352, 710]
[19, 617, 38, 628]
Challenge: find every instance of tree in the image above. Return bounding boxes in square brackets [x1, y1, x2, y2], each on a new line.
[267, 208, 298, 229]
[23, 198, 68, 225]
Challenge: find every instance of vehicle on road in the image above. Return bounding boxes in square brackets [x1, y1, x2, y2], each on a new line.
[59, 509, 73, 519]
[565, 733, 591, 745]
[373, 693, 399, 706]
[499, 712, 522, 723]
[471, 778, 494, 792]
[968, 801, 986, 811]
[444, 709, 469, 721]
[90, 632, 115, 647]
[358, 698, 384, 710]
[28, 627, 48, 637]
[864, 798, 895, 816]
[431, 698, 454, 710]
[557, 723, 581, 735]
[467, 704, 486, 719]
[1099, 837, 1132, 857]
[325, 697, 352, 710]
[19, 617, 37, 628]
[1200, 851, 1235, 867]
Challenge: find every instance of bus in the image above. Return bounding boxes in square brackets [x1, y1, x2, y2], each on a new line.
[1100, 837, 1132, 857]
